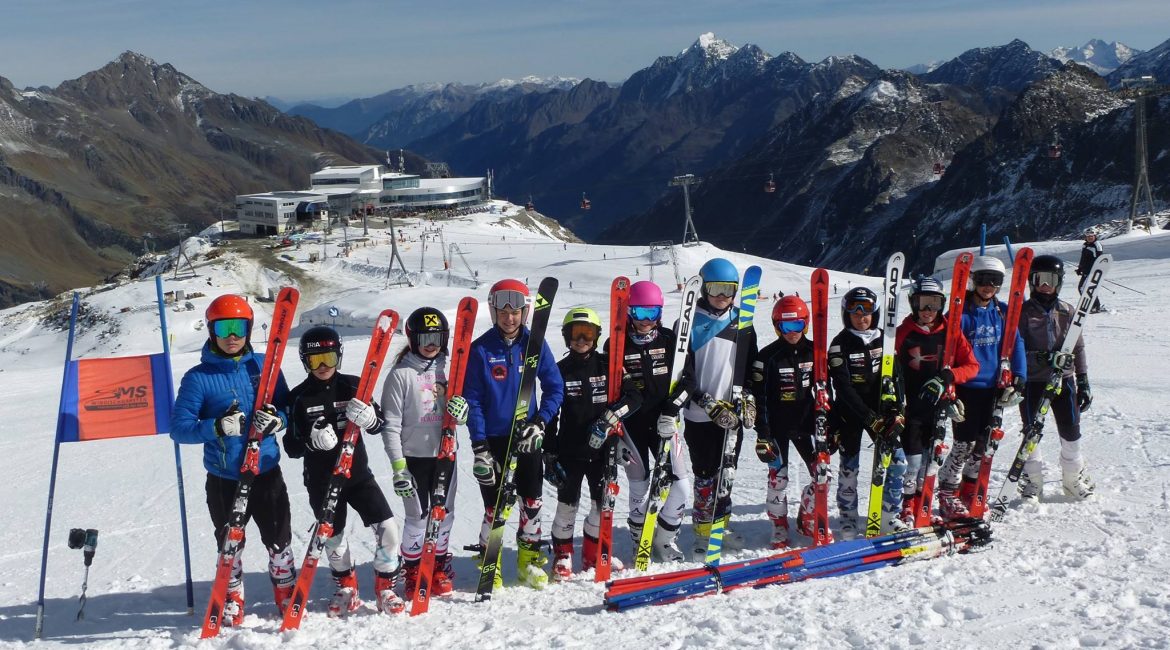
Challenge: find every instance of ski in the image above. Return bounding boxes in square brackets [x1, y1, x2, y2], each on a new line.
[595, 277, 631, 582]
[411, 297, 478, 615]
[634, 275, 701, 571]
[280, 309, 399, 631]
[967, 248, 1032, 519]
[201, 287, 299, 638]
[705, 265, 761, 565]
[476, 277, 558, 601]
[866, 252, 905, 537]
[989, 254, 1111, 521]
[810, 268, 834, 546]
[913, 252, 973, 526]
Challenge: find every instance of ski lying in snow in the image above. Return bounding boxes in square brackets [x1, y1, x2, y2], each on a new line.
[634, 275, 701, 571]
[595, 277, 630, 582]
[866, 252, 905, 538]
[809, 268, 834, 546]
[989, 254, 1111, 521]
[281, 309, 399, 631]
[411, 297, 477, 615]
[476, 277, 558, 601]
[202, 287, 299, 638]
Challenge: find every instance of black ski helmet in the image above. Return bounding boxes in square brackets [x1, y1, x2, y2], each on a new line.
[299, 326, 343, 371]
[406, 307, 449, 352]
[1029, 254, 1065, 295]
[840, 287, 880, 330]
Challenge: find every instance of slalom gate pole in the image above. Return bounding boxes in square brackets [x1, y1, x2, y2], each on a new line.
[1003, 236, 1015, 263]
[980, 223, 987, 255]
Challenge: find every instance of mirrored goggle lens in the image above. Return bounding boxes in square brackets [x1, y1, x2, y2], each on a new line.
[490, 290, 528, 311]
[212, 318, 250, 339]
[1032, 271, 1061, 288]
[914, 296, 945, 312]
[973, 271, 1004, 287]
[305, 351, 339, 370]
[704, 281, 738, 298]
[844, 297, 877, 314]
[567, 323, 600, 342]
[778, 319, 806, 334]
[416, 332, 445, 349]
[629, 305, 663, 321]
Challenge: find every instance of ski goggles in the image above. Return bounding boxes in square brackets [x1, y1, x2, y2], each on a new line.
[777, 319, 806, 334]
[490, 289, 528, 311]
[704, 281, 738, 299]
[972, 271, 1004, 288]
[628, 305, 663, 322]
[211, 318, 250, 339]
[415, 332, 445, 349]
[843, 296, 877, 315]
[304, 350, 340, 370]
[1031, 270, 1061, 289]
[566, 323, 600, 342]
[912, 295, 945, 312]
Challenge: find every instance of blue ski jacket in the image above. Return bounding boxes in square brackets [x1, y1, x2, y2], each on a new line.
[170, 342, 289, 480]
[960, 296, 1027, 389]
[464, 325, 564, 444]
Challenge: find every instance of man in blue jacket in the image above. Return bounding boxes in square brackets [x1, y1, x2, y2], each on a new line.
[463, 279, 564, 590]
[936, 256, 1027, 519]
[170, 294, 295, 626]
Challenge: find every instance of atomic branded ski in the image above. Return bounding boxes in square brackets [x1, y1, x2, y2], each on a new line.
[281, 309, 399, 631]
[411, 297, 478, 615]
[989, 254, 1111, 521]
[866, 252, 905, 538]
[595, 277, 631, 582]
[913, 253, 973, 527]
[705, 265, 761, 566]
[202, 287, 299, 638]
[967, 248, 1032, 519]
[634, 275, 701, 571]
[476, 277, 558, 601]
[810, 268, 834, 546]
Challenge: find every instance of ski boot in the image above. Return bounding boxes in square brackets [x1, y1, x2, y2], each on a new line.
[720, 521, 745, 551]
[552, 538, 574, 582]
[958, 476, 978, 510]
[582, 534, 624, 573]
[937, 486, 970, 521]
[374, 569, 405, 614]
[477, 549, 504, 591]
[690, 522, 711, 562]
[652, 522, 685, 562]
[627, 517, 644, 546]
[433, 553, 455, 596]
[837, 509, 861, 540]
[223, 584, 245, 627]
[401, 561, 419, 602]
[269, 546, 297, 615]
[1062, 463, 1096, 500]
[1019, 461, 1044, 505]
[327, 569, 361, 618]
[516, 540, 549, 589]
[769, 517, 790, 550]
[898, 496, 917, 529]
[882, 506, 910, 534]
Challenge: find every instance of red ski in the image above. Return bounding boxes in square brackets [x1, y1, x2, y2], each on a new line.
[968, 248, 1033, 518]
[202, 287, 299, 638]
[810, 269, 833, 546]
[280, 309, 399, 631]
[913, 253, 973, 527]
[411, 297, 478, 615]
[596, 277, 631, 581]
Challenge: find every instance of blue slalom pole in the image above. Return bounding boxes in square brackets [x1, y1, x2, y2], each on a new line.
[980, 223, 987, 255]
[1003, 236, 1015, 264]
[155, 275, 195, 614]
[35, 294, 80, 639]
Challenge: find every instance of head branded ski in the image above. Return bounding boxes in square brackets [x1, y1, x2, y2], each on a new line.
[866, 253, 905, 537]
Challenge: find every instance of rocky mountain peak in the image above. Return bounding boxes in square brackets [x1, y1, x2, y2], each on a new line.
[1050, 39, 1141, 75]
[922, 39, 1061, 92]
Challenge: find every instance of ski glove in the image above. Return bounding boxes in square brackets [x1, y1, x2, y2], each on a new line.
[738, 394, 758, 430]
[699, 393, 740, 430]
[755, 436, 779, 464]
[918, 369, 955, 407]
[588, 409, 622, 449]
[1051, 351, 1076, 372]
[543, 452, 567, 490]
[472, 443, 497, 486]
[717, 467, 736, 499]
[998, 375, 1026, 407]
[943, 398, 966, 423]
[515, 418, 545, 454]
[445, 395, 469, 425]
[656, 415, 677, 439]
[345, 398, 378, 432]
[1076, 373, 1092, 412]
[308, 417, 338, 451]
[252, 404, 285, 437]
[391, 458, 416, 498]
[867, 412, 905, 442]
[215, 402, 245, 438]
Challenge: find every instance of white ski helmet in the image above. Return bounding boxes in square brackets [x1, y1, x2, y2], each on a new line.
[970, 255, 1006, 290]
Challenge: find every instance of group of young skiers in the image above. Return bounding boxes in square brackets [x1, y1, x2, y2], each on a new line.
[170, 245, 1106, 631]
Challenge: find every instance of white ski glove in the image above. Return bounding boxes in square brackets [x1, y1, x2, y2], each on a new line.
[738, 394, 757, 430]
[345, 398, 378, 431]
[252, 404, 285, 437]
[656, 415, 677, 439]
[215, 403, 245, 438]
[515, 419, 545, 454]
[391, 458, 416, 498]
[309, 417, 338, 451]
[446, 395, 469, 425]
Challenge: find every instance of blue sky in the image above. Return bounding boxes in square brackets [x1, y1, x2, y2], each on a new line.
[2, 0, 1168, 102]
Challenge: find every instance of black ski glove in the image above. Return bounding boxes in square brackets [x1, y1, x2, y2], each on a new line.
[919, 368, 955, 406]
[1076, 373, 1092, 413]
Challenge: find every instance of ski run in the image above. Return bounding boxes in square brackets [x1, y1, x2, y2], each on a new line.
[1, 202, 1168, 648]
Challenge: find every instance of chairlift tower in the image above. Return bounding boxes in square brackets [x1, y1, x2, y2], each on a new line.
[384, 212, 412, 287]
[649, 240, 684, 290]
[448, 243, 481, 288]
[1121, 76, 1158, 233]
[669, 174, 701, 247]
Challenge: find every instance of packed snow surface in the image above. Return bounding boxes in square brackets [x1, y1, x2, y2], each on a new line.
[1, 203, 1168, 648]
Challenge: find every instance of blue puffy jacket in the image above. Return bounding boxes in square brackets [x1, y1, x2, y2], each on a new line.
[960, 296, 1027, 389]
[170, 342, 289, 480]
[464, 325, 563, 444]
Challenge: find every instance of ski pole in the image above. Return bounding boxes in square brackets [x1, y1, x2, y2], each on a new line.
[67, 528, 99, 621]
[1105, 278, 1146, 295]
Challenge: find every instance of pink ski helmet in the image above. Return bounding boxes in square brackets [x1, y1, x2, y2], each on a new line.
[629, 281, 664, 308]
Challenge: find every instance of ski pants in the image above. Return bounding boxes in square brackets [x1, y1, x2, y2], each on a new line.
[624, 423, 689, 530]
[478, 435, 543, 544]
[550, 454, 605, 542]
[399, 456, 456, 563]
[206, 466, 295, 589]
[685, 419, 743, 523]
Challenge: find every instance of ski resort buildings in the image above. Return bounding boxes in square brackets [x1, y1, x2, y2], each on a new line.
[236, 165, 489, 235]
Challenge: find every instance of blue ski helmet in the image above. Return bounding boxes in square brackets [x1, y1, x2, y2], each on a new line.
[699, 258, 739, 284]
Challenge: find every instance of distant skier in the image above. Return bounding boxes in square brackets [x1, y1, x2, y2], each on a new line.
[1076, 228, 1105, 313]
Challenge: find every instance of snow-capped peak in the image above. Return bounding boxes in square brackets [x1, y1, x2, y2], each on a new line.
[478, 76, 580, 92]
[681, 32, 738, 60]
[1049, 39, 1141, 75]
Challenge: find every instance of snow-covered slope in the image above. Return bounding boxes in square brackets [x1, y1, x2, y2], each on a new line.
[1, 205, 1168, 648]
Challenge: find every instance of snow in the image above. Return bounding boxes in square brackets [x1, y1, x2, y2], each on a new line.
[861, 80, 901, 105]
[2, 205, 1169, 648]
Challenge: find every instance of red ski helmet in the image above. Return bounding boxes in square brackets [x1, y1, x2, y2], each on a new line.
[772, 295, 809, 335]
[488, 279, 530, 325]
